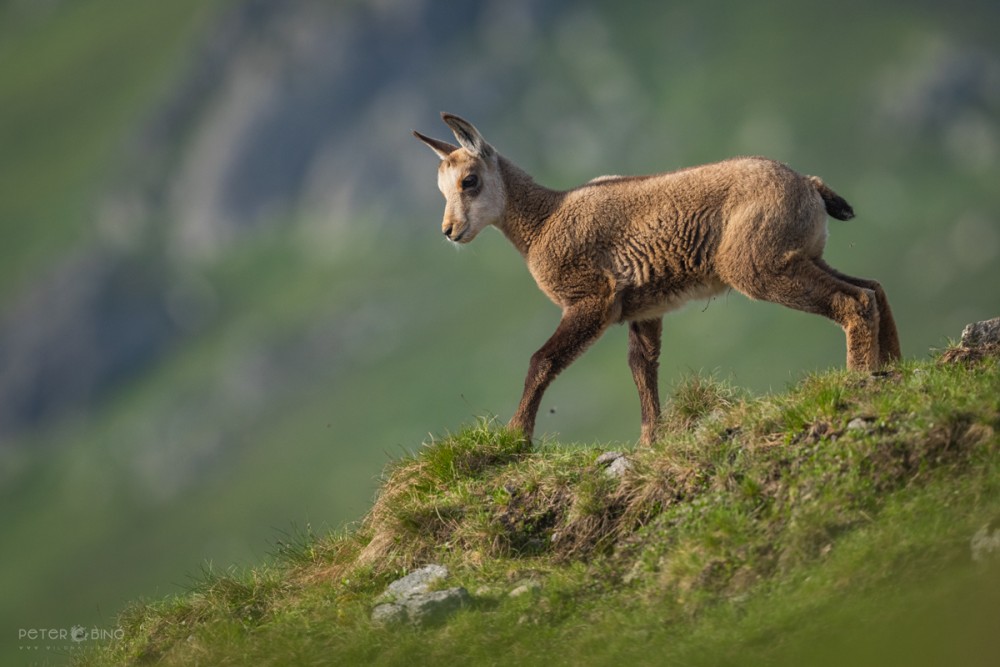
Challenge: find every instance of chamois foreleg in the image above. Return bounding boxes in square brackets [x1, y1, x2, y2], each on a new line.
[627, 318, 663, 446]
[508, 297, 614, 443]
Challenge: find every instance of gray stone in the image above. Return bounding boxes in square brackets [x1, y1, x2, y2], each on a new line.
[847, 417, 874, 432]
[509, 580, 542, 598]
[371, 602, 407, 626]
[596, 451, 625, 467]
[379, 564, 449, 603]
[372, 565, 469, 627]
[960, 317, 1000, 347]
[404, 587, 470, 627]
[596, 451, 632, 478]
[607, 456, 633, 478]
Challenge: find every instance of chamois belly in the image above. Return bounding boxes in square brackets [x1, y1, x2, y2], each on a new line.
[611, 224, 727, 321]
[618, 278, 728, 322]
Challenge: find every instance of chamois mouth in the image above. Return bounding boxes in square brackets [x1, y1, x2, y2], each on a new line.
[451, 228, 470, 243]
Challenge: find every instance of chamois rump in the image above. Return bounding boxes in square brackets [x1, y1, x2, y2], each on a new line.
[414, 113, 900, 445]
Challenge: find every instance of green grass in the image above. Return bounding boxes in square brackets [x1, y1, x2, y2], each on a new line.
[76, 350, 1000, 666]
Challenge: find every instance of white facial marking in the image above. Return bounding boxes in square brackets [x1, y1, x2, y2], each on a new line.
[435, 149, 505, 244]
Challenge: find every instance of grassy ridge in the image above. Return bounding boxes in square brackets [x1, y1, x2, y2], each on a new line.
[78, 350, 1000, 666]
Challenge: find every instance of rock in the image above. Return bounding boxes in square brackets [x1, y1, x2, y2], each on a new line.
[847, 416, 875, 432]
[371, 602, 407, 626]
[596, 451, 632, 478]
[379, 564, 449, 602]
[971, 521, 1000, 563]
[372, 564, 469, 627]
[944, 317, 1000, 363]
[509, 580, 542, 598]
[607, 457, 633, 477]
[405, 588, 471, 627]
[960, 317, 1000, 347]
[372, 588, 470, 628]
[596, 451, 624, 467]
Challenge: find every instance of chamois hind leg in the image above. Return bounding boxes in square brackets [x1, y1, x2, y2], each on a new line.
[508, 297, 614, 443]
[813, 258, 901, 366]
[729, 256, 881, 372]
[628, 318, 663, 447]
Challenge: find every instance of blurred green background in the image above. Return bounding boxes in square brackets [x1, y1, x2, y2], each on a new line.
[1, 0, 997, 663]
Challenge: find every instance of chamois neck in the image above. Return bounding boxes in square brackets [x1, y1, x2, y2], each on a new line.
[496, 156, 562, 256]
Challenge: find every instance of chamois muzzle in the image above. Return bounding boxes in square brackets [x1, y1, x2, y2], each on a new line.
[443, 222, 469, 243]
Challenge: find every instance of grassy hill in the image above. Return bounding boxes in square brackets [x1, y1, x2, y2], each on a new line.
[76, 347, 1000, 666]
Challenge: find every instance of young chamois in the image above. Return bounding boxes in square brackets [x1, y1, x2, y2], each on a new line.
[414, 113, 900, 446]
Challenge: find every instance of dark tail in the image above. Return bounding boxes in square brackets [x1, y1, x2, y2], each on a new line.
[808, 175, 854, 221]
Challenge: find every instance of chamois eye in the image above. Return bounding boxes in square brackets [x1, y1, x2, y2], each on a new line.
[461, 174, 479, 190]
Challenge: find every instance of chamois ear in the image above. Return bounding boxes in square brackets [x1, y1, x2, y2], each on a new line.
[441, 112, 494, 159]
[413, 130, 459, 160]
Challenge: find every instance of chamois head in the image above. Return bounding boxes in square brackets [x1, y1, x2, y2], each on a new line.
[413, 113, 505, 244]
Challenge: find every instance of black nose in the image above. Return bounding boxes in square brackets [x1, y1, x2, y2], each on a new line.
[443, 224, 453, 239]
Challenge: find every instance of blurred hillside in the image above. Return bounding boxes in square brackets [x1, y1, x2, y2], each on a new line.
[1, 0, 998, 663]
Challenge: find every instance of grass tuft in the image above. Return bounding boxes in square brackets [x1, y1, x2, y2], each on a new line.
[660, 372, 746, 434]
[415, 417, 532, 484]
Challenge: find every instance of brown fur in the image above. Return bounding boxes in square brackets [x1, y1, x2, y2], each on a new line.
[415, 113, 901, 445]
